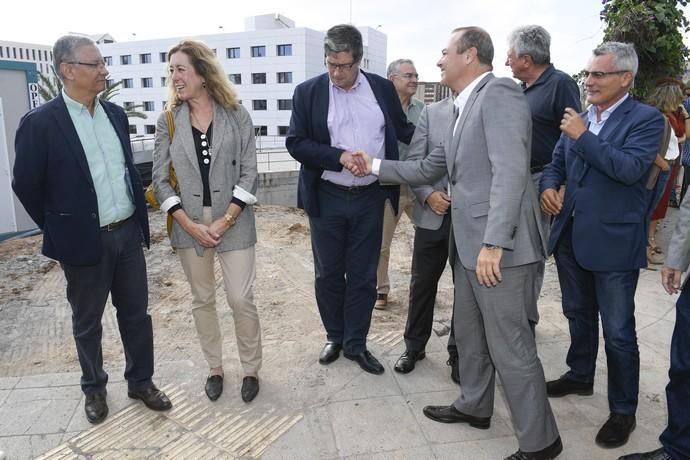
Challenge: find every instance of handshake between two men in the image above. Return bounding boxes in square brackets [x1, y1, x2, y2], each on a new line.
[339, 150, 373, 177]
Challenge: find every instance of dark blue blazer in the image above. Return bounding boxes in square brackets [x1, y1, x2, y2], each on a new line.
[540, 96, 664, 271]
[286, 71, 415, 216]
[12, 95, 150, 266]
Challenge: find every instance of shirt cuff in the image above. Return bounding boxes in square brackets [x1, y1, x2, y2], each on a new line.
[233, 185, 257, 205]
[160, 195, 181, 213]
[372, 158, 382, 176]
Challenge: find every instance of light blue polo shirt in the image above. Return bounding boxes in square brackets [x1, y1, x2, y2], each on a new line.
[63, 90, 134, 226]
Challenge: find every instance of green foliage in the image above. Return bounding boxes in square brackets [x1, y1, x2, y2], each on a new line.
[601, 0, 690, 99]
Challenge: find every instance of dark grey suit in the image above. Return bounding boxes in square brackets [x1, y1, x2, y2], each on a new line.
[379, 74, 559, 452]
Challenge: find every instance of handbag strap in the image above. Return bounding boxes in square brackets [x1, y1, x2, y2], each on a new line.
[166, 110, 175, 139]
[659, 115, 672, 157]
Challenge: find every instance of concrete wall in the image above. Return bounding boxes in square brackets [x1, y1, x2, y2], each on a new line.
[256, 170, 299, 208]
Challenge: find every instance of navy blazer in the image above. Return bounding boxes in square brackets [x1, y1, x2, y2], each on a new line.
[540, 96, 664, 271]
[12, 95, 150, 266]
[286, 71, 415, 216]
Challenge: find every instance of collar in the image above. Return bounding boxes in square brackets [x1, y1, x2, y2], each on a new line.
[587, 93, 629, 123]
[455, 71, 491, 112]
[62, 89, 99, 114]
[522, 64, 554, 90]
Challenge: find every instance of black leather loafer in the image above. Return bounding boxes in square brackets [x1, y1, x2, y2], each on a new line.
[85, 390, 108, 424]
[596, 413, 636, 448]
[618, 447, 673, 460]
[504, 436, 563, 459]
[128, 384, 172, 411]
[394, 350, 426, 373]
[344, 350, 384, 375]
[546, 376, 593, 397]
[422, 404, 490, 429]
[319, 342, 342, 364]
[205, 374, 224, 401]
[241, 376, 259, 403]
[447, 355, 460, 384]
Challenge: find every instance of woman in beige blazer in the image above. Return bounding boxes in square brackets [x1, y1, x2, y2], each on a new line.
[152, 39, 261, 403]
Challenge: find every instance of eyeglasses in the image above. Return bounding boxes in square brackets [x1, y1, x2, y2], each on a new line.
[326, 61, 356, 71]
[68, 60, 107, 70]
[397, 72, 419, 80]
[582, 70, 630, 79]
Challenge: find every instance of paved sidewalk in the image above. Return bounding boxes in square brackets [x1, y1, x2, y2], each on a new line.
[0, 209, 680, 459]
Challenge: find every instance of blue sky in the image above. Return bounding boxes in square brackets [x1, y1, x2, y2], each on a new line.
[2, 0, 688, 80]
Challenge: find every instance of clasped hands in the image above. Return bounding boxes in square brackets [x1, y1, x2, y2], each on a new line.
[340, 150, 372, 177]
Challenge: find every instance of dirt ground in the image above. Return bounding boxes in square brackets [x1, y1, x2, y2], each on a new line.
[0, 205, 456, 377]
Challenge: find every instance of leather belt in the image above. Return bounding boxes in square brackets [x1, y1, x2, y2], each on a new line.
[320, 180, 377, 193]
[100, 215, 132, 232]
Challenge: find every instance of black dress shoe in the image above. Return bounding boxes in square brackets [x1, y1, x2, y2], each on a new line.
[319, 342, 342, 364]
[596, 413, 636, 448]
[394, 350, 425, 373]
[344, 350, 385, 375]
[618, 447, 672, 460]
[422, 405, 490, 429]
[241, 376, 259, 403]
[84, 391, 108, 424]
[504, 436, 563, 459]
[546, 376, 593, 397]
[205, 375, 223, 401]
[128, 384, 172, 411]
[447, 355, 460, 384]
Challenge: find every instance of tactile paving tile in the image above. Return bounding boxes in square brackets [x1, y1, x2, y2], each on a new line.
[35, 384, 303, 460]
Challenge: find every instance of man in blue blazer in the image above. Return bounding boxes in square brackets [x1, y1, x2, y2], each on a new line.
[286, 24, 414, 375]
[12, 35, 171, 424]
[540, 42, 664, 448]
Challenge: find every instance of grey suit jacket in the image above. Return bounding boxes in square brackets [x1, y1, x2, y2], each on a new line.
[379, 74, 545, 270]
[407, 96, 454, 230]
[666, 189, 690, 272]
[152, 101, 258, 256]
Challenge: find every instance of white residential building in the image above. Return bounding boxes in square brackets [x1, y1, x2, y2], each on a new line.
[0, 40, 53, 75]
[98, 14, 388, 145]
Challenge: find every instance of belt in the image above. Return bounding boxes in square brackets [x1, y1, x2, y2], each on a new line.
[100, 215, 132, 232]
[530, 165, 546, 174]
[320, 180, 377, 193]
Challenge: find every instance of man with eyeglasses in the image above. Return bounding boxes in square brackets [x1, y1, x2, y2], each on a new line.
[12, 35, 171, 424]
[375, 59, 424, 311]
[506, 25, 580, 332]
[286, 24, 414, 375]
[540, 42, 664, 449]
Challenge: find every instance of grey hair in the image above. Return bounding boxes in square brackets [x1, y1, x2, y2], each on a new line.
[324, 24, 363, 63]
[593, 41, 638, 77]
[53, 35, 96, 80]
[451, 26, 494, 67]
[508, 25, 551, 65]
[387, 59, 415, 77]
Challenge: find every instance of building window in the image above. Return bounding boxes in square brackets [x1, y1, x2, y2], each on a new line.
[106, 78, 115, 88]
[32, 49, 36, 60]
[229, 73, 242, 85]
[140, 53, 151, 64]
[277, 72, 292, 84]
[143, 101, 155, 111]
[129, 125, 138, 134]
[362, 58, 370, 69]
[160, 77, 167, 87]
[120, 55, 132, 65]
[159, 52, 167, 62]
[212, 49, 217, 55]
[0, 48, 4, 58]
[162, 101, 167, 110]
[104, 56, 112, 66]
[12, 47, 16, 59]
[141, 77, 153, 88]
[226, 47, 240, 59]
[278, 99, 293, 110]
[122, 78, 134, 88]
[19, 48, 24, 59]
[276, 44, 292, 56]
[251, 46, 266, 57]
[145, 125, 156, 134]
[278, 126, 289, 136]
[124, 101, 135, 110]
[252, 73, 266, 84]
[252, 100, 267, 111]
[254, 126, 267, 136]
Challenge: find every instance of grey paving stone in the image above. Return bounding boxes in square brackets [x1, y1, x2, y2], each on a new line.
[328, 395, 427, 457]
[0, 433, 64, 460]
[262, 407, 338, 460]
[387, 351, 458, 395]
[16, 372, 81, 389]
[0, 377, 19, 391]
